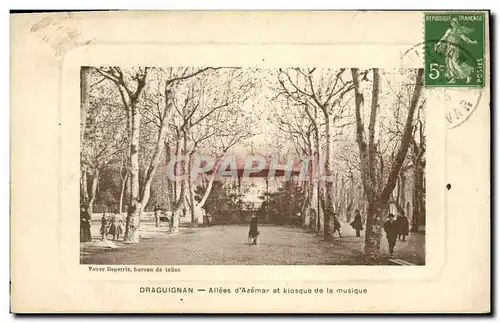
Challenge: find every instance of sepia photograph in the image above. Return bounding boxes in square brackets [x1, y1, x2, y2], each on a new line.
[11, 9, 490, 313]
[79, 66, 426, 266]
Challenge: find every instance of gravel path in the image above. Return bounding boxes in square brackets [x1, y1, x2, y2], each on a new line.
[81, 220, 424, 265]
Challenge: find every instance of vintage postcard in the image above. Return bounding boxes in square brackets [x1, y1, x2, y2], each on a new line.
[10, 11, 490, 313]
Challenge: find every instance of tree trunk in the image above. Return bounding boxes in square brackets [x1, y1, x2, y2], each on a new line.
[124, 105, 141, 243]
[364, 200, 387, 259]
[187, 154, 197, 227]
[80, 67, 91, 210]
[171, 171, 187, 232]
[351, 68, 424, 260]
[302, 179, 312, 228]
[265, 178, 269, 223]
[334, 174, 340, 213]
[80, 67, 92, 144]
[87, 170, 99, 215]
[347, 173, 354, 222]
[321, 110, 332, 240]
[164, 141, 172, 211]
[314, 140, 321, 233]
[181, 132, 197, 227]
[356, 185, 363, 212]
[412, 188, 419, 232]
[339, 177, 345, 220]
[80, 170, 89, 207]
[196, 165, 218, 209]
[316, 182, 321, 232]
[189, 151, 228, 226]
[412, 164, 424, 232]
[171, 209, 181, 232]
[392, 174, 404, 215]
[351, 68, 381, 258]
[400, 173, 406, 210]
[420, 165, 426, 226]
[139, 124, 169, 212]
[119, 172, 128, 214]
[172, 139, 180, 205]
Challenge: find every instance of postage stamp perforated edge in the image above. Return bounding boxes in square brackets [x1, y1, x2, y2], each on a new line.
[424, 11, 485, 88]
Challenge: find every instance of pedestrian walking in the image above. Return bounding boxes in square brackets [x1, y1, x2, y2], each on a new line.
[100, 213, 109, 241]
[350, 209, 364, 237]
[248, 214, 260, 245]
[108, 213, 124, 240]
[384, 213, 399, 256]
[116, 216, 124, 240]
[333, 215, 342, 238]
[396, 211, 410, 241]
[154, 204, 161, 227]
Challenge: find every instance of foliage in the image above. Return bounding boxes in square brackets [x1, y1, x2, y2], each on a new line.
[258, 181, 305, 226]
[195, 181, 248, 224]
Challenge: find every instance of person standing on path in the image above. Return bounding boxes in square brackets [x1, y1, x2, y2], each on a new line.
[384, 213, 399, 256]
[107, 213, 118, 240]
[396, 211, 410, 241]
[248, 214, 260, 245]
[350, 209, 364, 237]
[100, 213, 109, 241]
[80, 206, 92, 242]
[154, 204, 161, 227]
[114, 212, 124, 240]
[116, 219, 124, 240]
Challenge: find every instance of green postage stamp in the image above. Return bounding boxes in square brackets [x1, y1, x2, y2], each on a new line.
[424, 12, 485, 87]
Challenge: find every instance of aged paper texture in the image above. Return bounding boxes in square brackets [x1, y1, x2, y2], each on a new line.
[10, 11, 490, 313]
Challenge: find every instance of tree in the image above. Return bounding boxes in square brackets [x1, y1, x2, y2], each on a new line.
[411, 105, 426, 231]
[95, 67, 228, 241]
[80, 67, 92, 143]
[271, 100, 316, 228]
[333, 142, 362, 222]
[275, 68, 353, 240]
[378, 71, 427, 231]
[95, 67, 149, 242]
[81, 81, 127, 215]
[80, 66, 92, 209]
[177, 69, 256, 225]
[117, 152, 129, 214]
[167, 73, 231, 225]
[350, 68, 424, 259]
[196, 181, 249, 224]
[264, 180, 304, 226]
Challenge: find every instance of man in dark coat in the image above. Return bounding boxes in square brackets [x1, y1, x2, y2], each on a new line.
[80, 206, 92, 242]
[333, 215, 342, 238]
[154, 204, 161, 228]
[384, 213, 399, 256]
[248, 214, 260, 245]
[350, 209, 364, 237]
[396, 211, 410, 241]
